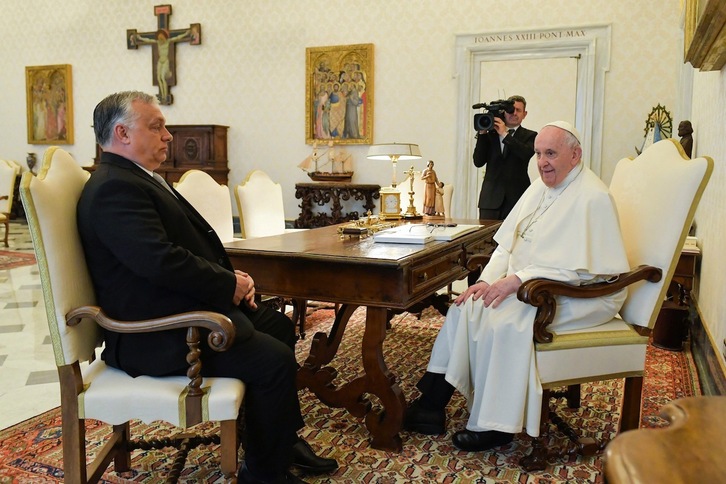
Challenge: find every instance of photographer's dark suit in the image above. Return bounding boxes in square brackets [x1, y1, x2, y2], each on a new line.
[77, 152, 303, 476]
[473, 126, 537, 220]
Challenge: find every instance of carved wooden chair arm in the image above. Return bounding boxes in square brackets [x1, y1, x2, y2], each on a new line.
[66, 305, 236, 351]
[517, 265, 662, 344]
[65, 306, 237, 405]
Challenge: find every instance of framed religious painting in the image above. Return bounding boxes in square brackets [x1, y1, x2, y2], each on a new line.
[685, 0, 726, 71]
[305, 43, 374, 145]
[25, 64, 74, 144]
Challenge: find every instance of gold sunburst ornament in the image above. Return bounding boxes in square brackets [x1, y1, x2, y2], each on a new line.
[636, 104, 673, 155]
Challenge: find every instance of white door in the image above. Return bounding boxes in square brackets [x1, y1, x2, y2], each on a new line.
[473, 56, 578, 212]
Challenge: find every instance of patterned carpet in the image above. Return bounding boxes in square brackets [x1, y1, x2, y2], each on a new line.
[0, 250, 35, 270]
[0, 306, 701, 483]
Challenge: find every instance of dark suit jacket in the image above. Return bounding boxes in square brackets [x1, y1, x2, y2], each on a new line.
[77, 152, 248, 376]
[473, 126, 537, 218]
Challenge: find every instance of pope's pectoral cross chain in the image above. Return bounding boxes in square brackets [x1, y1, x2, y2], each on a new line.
[126, 4, 201, 105]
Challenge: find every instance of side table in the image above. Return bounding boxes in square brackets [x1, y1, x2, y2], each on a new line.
[294, 182, 380, 228]
[652, 247, 699, 351]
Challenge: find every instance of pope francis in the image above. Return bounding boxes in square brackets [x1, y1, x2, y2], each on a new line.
[404, 121, 630, 452]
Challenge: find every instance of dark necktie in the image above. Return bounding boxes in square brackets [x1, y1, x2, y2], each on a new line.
[503, 129, 515, 157]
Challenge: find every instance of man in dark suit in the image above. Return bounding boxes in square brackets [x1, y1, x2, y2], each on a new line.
[473, 95, 537, 220]
[77, 91, 337, 484]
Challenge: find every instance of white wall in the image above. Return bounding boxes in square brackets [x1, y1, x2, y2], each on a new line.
[1, 0, 680, 219]
[690, 70, 726, 371]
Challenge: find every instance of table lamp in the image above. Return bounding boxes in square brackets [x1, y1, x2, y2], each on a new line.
[367, 143, 421, 219]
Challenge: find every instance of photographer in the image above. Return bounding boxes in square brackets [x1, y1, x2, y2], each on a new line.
[473, 95, 537, 220]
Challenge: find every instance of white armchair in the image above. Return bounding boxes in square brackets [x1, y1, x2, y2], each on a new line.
[0, 159, 20, 246]
[20, 147, 245, 482]
[174, 169, 241, 243]
[234, 169, 306, 239]
[468, 139, 713, 471]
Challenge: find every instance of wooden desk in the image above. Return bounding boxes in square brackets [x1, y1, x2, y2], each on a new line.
[294, 182, 380, 228]
[605, 396, 726, 483]
[224, 219, 500, 451]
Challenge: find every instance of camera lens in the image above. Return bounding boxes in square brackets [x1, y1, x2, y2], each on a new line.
[474, 113, 494, 131]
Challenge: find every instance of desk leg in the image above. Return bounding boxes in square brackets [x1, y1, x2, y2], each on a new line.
[362, 306, 405, 451]
[297, 305, 405, 452]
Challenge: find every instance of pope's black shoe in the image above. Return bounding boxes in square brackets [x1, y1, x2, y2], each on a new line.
[403, 399, 446, 435]
[290, 438, 338, 474]
[452, 429, 514, 452]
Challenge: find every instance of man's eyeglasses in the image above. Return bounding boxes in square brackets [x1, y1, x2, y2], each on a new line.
[408, 223, 458, 234]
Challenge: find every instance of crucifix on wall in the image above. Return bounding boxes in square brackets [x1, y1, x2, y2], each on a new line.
[126, 4, 201, 105]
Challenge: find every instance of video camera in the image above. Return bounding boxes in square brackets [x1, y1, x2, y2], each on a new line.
[472, 99, 516, 132]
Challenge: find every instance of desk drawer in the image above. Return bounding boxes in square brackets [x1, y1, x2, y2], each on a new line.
[410, 250, 465, 293]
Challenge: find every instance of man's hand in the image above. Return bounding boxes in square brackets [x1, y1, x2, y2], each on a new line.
[454, 280, 490, 305]
[493, 117, 508, 137]
[454, 274, 522, 308]
[233, 270, 257, 310]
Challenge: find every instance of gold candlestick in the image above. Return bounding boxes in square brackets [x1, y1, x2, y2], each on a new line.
[402, 165, 423, 219]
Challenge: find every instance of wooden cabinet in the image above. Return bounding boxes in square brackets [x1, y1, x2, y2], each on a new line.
[93, 124, 229, 184]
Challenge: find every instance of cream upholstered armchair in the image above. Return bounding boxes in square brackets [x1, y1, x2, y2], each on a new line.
[468, 139, 712, 471]
[174, 169, 242, 243]
[0, 159, 20, 246]
[234, 169, 310, 336]
[20, 147, 245, 483]
[234, 169, 306, 239]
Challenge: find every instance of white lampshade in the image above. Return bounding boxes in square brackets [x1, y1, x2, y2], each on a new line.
[366, 143, 422, 161]
[367, 143, 422, 188]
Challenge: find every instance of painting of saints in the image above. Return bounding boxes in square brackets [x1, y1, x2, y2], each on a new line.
[306, 44, 373, 145]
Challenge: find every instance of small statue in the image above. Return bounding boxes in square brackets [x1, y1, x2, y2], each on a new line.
[678, 120, 693, 158]
[26, 153, 37, 174]
[421, 160, 440, 216]
[434, 182, 445, 217]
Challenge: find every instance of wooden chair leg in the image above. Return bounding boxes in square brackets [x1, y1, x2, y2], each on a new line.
[111, 423, 131, 472]
[292, 298, 308, 339]
[520, 388, 551, 472]
[59, 365, 87, 483]
[620, 376, 643, 432]
[61, 412, 87, 483]
[2, 220, 8, 247]
[220, 419, 239, 479]
[566, 384, 581, 408]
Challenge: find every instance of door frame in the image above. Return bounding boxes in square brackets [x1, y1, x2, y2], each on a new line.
[453, 25, 611, 218]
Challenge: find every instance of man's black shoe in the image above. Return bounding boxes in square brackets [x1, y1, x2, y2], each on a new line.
[452, 429, 514, 452]
[290, 438, 338, 474]
[403, 399, 446, 435]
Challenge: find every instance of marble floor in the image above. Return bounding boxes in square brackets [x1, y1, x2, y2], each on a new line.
[0, 221, 60, 430]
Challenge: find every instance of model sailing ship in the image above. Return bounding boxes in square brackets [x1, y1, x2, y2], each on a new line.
[298, 141, 353, 182]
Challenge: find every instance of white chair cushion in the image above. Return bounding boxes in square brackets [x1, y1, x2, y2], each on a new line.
[80, 358, 245, 426]
[536, 318, 648, 386]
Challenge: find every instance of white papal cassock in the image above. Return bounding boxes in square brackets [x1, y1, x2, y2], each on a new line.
[427, 162, 630, 437]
